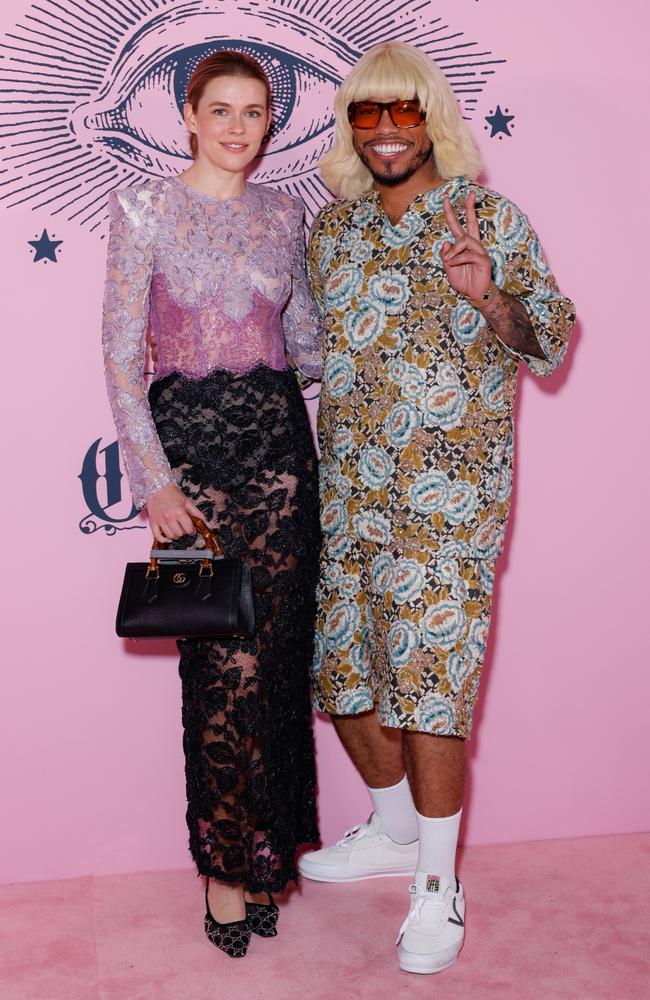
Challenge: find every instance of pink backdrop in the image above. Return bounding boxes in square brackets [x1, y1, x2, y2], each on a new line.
[2, 0, 648, 884]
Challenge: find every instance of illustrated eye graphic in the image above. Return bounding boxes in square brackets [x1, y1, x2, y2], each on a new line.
[0, 0, 505, 229]
[75, 40, 339, 183]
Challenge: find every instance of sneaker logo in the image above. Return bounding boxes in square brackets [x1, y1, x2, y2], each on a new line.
[448, 896, 464, 927]
[426, 874, 440, 893]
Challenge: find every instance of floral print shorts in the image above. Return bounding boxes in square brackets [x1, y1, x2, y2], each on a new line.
[312, 541, 494, 739]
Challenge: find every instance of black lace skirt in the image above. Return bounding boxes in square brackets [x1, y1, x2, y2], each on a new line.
[149, 366, 320, 892]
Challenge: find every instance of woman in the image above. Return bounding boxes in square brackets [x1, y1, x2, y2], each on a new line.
[102, 51, 322, 958]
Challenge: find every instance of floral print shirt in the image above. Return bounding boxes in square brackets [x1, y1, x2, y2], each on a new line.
[308, 175, 576, 562]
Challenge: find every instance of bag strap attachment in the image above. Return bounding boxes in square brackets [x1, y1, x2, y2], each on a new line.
[146, 517, 223, 579]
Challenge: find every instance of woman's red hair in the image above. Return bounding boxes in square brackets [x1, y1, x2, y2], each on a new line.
[186, 51, 271, 158]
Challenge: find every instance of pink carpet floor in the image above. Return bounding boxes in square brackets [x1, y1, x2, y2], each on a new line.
[1, 833, 648, 1000]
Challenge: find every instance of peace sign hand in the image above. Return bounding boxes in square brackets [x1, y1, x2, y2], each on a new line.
[440, 190, 493, 302]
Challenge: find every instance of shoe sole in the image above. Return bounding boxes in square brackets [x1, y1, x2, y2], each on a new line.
[298, 863, 415, 883]
[398, 955, 459, 975]
[397, 940, 465, 976]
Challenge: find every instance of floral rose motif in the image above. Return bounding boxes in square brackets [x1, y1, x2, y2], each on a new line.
[324, 562, 343, 586]
[447, 651, 472, 692]
[422, 599, 467, 650]
[465, 617, 490, 663]
[327, 533, 351, 560]
[495, 199, 528, 251]
[388, 620, 421, 668]
[349, 642, 372, 679]
[351, 202, 375, 226]
[472, 516, 501, 560]
[438, 539, 471, 561]
[352, 510, 392, 545]
[444, 479, 479, 526]
[401, 363, 427, 402]
[323, 352, 356, 399]
[382, 210, 424, 248]
[424, 177, 462, 216]
[451, 301, 485, 347]
[392, 558, 426, 605]
[528, 237, 550, 277]
[371, 552, 396, 595]
[343, 230, 373, 265]
[324, 264, 363, 309]
[368, 270, 410, 314]
[478, 561, 495, 594]
[487, 244, 506, 285]
[385, 401, 421, 449]
[413, 693, 456, 735]
[388, 358, 406, 381]
[480, 365, 506, 412]
[436, 556, 461, 584]
[335, 688, 375, 714]
[436, 362, 460, 386]
[340, 573, 361, 598]
[332, 426, 355, 458]
[422, 382, 468, 431]
[408, 470, 451, 514]
[358, 446, 395, 490]
[344, 299, 386, 349]
[317, 234, 336, 275]
[321, 499, 347, 535]
[334, 471, 352, 498]
[324, 601, 360, 650]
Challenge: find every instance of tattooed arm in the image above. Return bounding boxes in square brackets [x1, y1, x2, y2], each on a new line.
[471, 284, 546, 359]
[441, 190, 575, 375]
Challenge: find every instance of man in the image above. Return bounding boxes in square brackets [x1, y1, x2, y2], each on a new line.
[299, 41, 575, 975]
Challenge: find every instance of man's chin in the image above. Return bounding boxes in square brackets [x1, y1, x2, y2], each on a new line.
[370, 169, 412, 188]
[366, 159, 425, 188]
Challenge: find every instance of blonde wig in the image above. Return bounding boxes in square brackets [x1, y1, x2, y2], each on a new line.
[320, 42, 482, 200]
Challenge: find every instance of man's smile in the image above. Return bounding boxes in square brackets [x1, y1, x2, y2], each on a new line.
[366, 141, 411, 160]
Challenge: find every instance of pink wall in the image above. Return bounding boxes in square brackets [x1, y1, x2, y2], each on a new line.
[1, 0, 648, 885]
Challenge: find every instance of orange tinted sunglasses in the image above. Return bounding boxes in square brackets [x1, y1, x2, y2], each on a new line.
[347, 100, 426, 129]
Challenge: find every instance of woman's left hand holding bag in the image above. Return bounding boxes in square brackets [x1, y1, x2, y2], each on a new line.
[146, 484, 204, 543]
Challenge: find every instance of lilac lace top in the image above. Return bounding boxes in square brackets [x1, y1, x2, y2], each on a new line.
[102, 176, 323, 508]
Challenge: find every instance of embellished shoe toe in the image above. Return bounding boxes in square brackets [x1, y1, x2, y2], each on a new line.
[246, 895, 279, 937]
[204, 886, 251, 957]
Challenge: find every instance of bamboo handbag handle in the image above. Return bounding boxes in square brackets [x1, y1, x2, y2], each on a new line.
[147, 516, 223, 577]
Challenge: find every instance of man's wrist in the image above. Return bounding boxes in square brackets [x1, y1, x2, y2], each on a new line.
[467, 281, 499, 310]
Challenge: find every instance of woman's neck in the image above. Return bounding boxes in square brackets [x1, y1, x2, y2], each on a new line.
[179, 161, 246, 201]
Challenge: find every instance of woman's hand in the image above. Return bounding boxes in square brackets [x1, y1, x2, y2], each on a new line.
[146, 484, 204, 543]
[440, 191, 493, 301]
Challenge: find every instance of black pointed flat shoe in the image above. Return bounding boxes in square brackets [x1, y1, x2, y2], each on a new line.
[245, 895, 279, 937]
[204, 884, 251, 958]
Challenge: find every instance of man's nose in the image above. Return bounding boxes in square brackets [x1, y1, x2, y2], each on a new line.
[375, 108, 397, 133]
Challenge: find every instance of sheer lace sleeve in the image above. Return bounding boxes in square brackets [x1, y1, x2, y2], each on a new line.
[282, 199, 323, 380]
[102, 187, 175, 509]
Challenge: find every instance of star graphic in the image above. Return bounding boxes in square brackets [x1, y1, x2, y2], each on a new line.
[484, 106, 515, 139]
[28, 228, 63, 262]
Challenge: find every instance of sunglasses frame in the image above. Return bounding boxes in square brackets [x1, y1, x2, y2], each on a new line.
[347, 99, 426, 130]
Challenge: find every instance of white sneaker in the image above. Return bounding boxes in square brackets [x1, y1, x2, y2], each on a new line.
[298, 813, 418, 882]
[396, 872, 465, 974]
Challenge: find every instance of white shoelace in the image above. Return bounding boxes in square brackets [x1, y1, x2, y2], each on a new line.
[396, 884, 448, 944]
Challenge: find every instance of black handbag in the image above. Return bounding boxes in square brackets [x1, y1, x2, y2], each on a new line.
[116, 517, 255, 640]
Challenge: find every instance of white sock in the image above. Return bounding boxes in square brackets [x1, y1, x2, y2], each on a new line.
[415, 808, 462, 884]
[367, 775, 418, 844]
